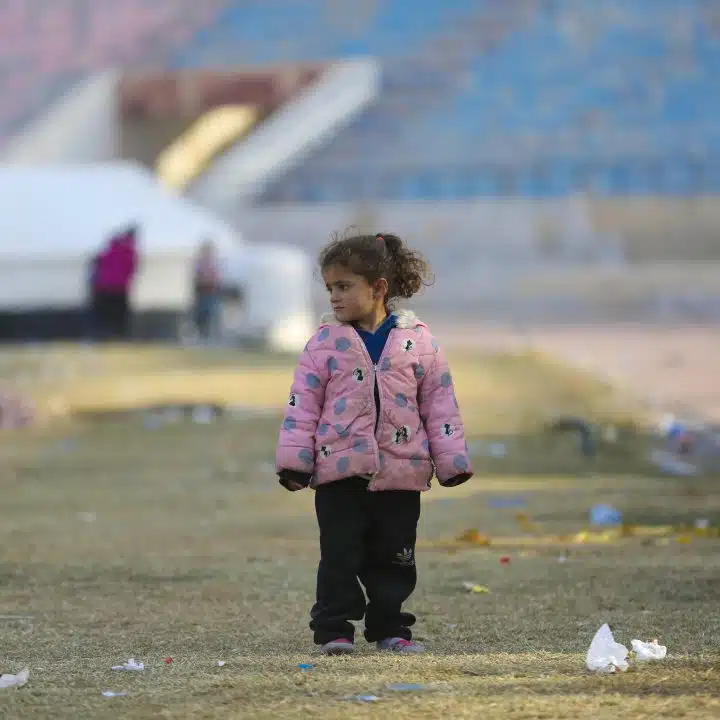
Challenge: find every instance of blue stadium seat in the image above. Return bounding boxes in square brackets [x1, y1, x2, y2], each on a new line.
[259, 0, 720, 200]
[3, 0, 719, 198]
[173, 0, 479, 67]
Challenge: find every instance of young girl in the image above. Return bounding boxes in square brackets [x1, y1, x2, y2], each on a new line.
[276, 232, 472, 655]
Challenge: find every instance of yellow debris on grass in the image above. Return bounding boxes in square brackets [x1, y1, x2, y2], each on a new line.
[423, 523, 719, 551]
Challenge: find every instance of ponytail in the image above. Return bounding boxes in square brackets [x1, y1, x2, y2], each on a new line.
[319, 230, 433, 306]
[376, 232, 432, 300]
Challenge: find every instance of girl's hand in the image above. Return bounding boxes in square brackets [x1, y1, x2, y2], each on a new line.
[284, 479, 307, 491]
[278, 470, 312, 491]
[440, 473, 471, 488]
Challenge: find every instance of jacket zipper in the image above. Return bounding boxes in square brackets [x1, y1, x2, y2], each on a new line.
[354, 329, 393, 490]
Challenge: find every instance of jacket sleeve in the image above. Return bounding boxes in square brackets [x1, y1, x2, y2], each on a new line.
[275, 343, 327, 477]
[418, 334, 473, 485]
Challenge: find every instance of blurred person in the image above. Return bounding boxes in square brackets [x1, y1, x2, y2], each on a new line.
[85, 247, 103, 340]
[276, 232, 473, 656]
[94, 226, 139, 339]
[0, 390, 34, 430]
[193, 240, 222, 341]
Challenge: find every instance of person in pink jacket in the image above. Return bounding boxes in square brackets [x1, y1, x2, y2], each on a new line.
[276, 232, 473, 656]
[94, 226, 139, 339]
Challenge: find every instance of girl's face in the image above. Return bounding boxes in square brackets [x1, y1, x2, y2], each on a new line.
[322, 264, 386, 325]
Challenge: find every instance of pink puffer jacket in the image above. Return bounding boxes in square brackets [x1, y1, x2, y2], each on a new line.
[276, 310, 473, 492]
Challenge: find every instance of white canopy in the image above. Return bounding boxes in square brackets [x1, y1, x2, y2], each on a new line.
[0, 162, 242, 309]
[0, 162, 242, 259]
[223, 243, 315, 351]
[0, 162, 315, 350]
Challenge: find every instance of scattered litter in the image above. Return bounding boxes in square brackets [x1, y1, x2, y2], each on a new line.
[298, 663, 313, 671]
[623, 525, 675, 538]
[77, 512, 96, 523]
[111, 659, 144, 672]
[516, 512, 540, 533]
[650, 449, 698, 477]
[586, 624, 629, 673]
[602, 425, 618, 443]
[456, 529, 491, 546]
[426, 520, 720, 553]
[344, 694, 379, 702]
[499, 556, 511, 565]
[162, 408, 183, 424]
[164, 657, 173, 664]
[102, 690, 128, 697]
[447, 624, 458, 629]
[216, 661, 226, 667]
[387, 682, 449, 692]
[589, 504, 622, 527]
[226, 405, 278, 419]
[550, 416, 596, 458]
[388, 683, 426, 692]
[691, 522, 720, 538]
[659, 414, 681, 436]
[0, 668, 29, 689]
[572, 529, 617, 543]
[631, 639, 667, 661]
[557, 554, 569, 563]
[462, 582, 489, 594]
[488, 496, 526, 509]
[192, 406, 215, 424]
[143, 413, 165, 430]
[137, 406, 231, 429]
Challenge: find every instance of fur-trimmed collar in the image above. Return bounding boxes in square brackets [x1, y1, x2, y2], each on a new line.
[319, 308, 420, 330]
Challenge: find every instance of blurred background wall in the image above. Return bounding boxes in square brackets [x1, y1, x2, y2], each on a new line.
[0, 0, 718, 331]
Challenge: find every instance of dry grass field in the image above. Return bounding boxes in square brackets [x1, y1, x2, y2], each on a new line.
[437, 323, 720, 423]
[0, 344, 718, 719]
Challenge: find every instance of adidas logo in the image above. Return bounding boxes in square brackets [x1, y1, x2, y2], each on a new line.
[393, 547, 415, 566]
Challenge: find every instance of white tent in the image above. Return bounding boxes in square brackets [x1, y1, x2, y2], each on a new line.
[0, 162, 241, 311]
[0, 163, 315, 349]
[223, 243, 315, 353]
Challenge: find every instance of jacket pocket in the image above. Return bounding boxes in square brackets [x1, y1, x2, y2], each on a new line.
[315, 398, 370, 453]
[382, 404, 427, 454]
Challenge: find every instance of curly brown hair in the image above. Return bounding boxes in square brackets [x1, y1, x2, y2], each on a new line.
[318, 231, 433, 306]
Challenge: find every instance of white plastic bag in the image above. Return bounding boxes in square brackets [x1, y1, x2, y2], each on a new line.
[631, 639, 667, 661]
[111, 658, 144, 672]
[586, 624, 629, 673]
[0, 668, 29, 689]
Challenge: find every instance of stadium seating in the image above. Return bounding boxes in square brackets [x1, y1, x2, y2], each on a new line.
[172, 0, 479, 67]
[2, 0, 719, 198]
[0, 0, 226, 144]
[254, 0, 720, 200]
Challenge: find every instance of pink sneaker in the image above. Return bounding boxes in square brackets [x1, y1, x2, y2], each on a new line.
[320, 638, 355, 655]
[377, 637, 425, 654]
